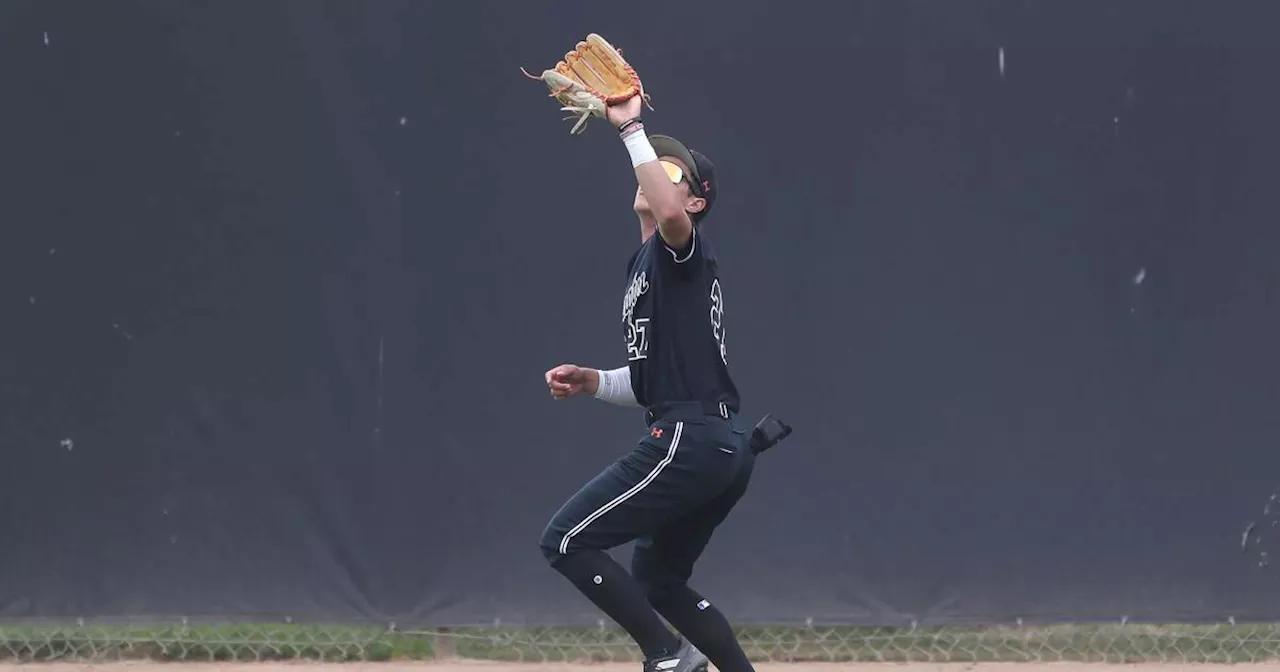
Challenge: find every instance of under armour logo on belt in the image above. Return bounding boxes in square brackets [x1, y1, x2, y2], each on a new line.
[651, 427, 663, 438]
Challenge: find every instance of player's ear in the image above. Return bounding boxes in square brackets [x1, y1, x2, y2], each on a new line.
[685, 197, 707, 216]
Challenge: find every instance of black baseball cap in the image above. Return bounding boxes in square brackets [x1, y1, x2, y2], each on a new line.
[649, 134, 717, 222]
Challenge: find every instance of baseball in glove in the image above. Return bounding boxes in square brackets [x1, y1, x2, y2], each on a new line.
[522, 33, 653, 135]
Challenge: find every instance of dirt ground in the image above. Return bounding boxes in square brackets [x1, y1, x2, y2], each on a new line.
[0, 663, 1269, 672]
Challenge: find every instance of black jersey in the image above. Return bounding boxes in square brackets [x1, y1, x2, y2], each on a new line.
[620, 226, 739, 412]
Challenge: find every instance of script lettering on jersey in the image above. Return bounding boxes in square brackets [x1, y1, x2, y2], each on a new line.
[622, 270, 650, 361]
[709, 278, 727, 364]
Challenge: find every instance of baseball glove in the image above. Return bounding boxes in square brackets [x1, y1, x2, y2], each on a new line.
[522, 33, 653, 135]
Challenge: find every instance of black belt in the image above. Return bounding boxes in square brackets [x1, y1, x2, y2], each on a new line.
[647, 402, 796, 457]
[645, 401, 736, 425]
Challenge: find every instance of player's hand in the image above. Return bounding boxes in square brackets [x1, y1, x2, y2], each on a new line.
[544, 364, 596, 400]
[606, 95, 644, 130]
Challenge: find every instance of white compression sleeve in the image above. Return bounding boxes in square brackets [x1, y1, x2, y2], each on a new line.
[592, 366, 640, 407]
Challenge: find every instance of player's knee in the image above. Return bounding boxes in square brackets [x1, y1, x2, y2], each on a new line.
[538, 533, 559, 564]
[538, 523, 566, 564]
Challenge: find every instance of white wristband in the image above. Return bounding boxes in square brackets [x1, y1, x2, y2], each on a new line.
[622, 128, 658, 168]
[593, 366, 640, 407]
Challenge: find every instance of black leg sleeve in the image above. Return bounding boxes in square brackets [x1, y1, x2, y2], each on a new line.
[552, 550, 680, 660]
[648, 585, 755, 672]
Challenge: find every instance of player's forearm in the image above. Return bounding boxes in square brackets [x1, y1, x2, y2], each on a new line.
[591, 366, 640, 407]
[634, 159, 683, 222]
[621, 124, 691, 239]
[638, 166, 693, 249]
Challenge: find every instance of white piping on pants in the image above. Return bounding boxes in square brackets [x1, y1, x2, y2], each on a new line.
[558, 421, 684, 555]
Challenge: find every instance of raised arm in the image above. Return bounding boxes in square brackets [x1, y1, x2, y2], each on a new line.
[607, 98, 694, 250]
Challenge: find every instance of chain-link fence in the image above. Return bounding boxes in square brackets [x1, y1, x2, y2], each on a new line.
[4, 621, 1280, 664]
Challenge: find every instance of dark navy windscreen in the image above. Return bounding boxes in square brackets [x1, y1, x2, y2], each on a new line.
[7, 0, 1280, 629]
[622, 228, 739, 412]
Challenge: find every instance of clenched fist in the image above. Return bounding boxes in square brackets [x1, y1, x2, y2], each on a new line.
[544, 364, 600, 400]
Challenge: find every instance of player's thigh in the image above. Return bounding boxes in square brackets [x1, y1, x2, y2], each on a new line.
[541, 435, 703, 560]
[631, 450, 756, 589]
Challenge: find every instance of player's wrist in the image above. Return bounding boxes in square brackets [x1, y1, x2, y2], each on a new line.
[582, 368, 601, 396]
[617, 117, 643, 136]
[620, 123, 657, 168]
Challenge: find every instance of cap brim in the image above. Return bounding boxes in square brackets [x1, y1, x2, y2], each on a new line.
[649, 135, 701, 183]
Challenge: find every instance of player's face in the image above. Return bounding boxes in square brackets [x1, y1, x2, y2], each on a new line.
[634, 155, 700, 217]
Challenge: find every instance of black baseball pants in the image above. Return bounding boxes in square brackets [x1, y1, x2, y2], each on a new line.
[539, 402, 756, 587]
[539, 402, 760, 670]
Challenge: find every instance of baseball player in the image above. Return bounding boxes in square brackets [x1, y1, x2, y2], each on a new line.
[538, 92, 758, 672]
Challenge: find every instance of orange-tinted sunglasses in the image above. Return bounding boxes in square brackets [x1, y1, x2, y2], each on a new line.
[659, 159, 686, 184]
[660, 160, 705, 197]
